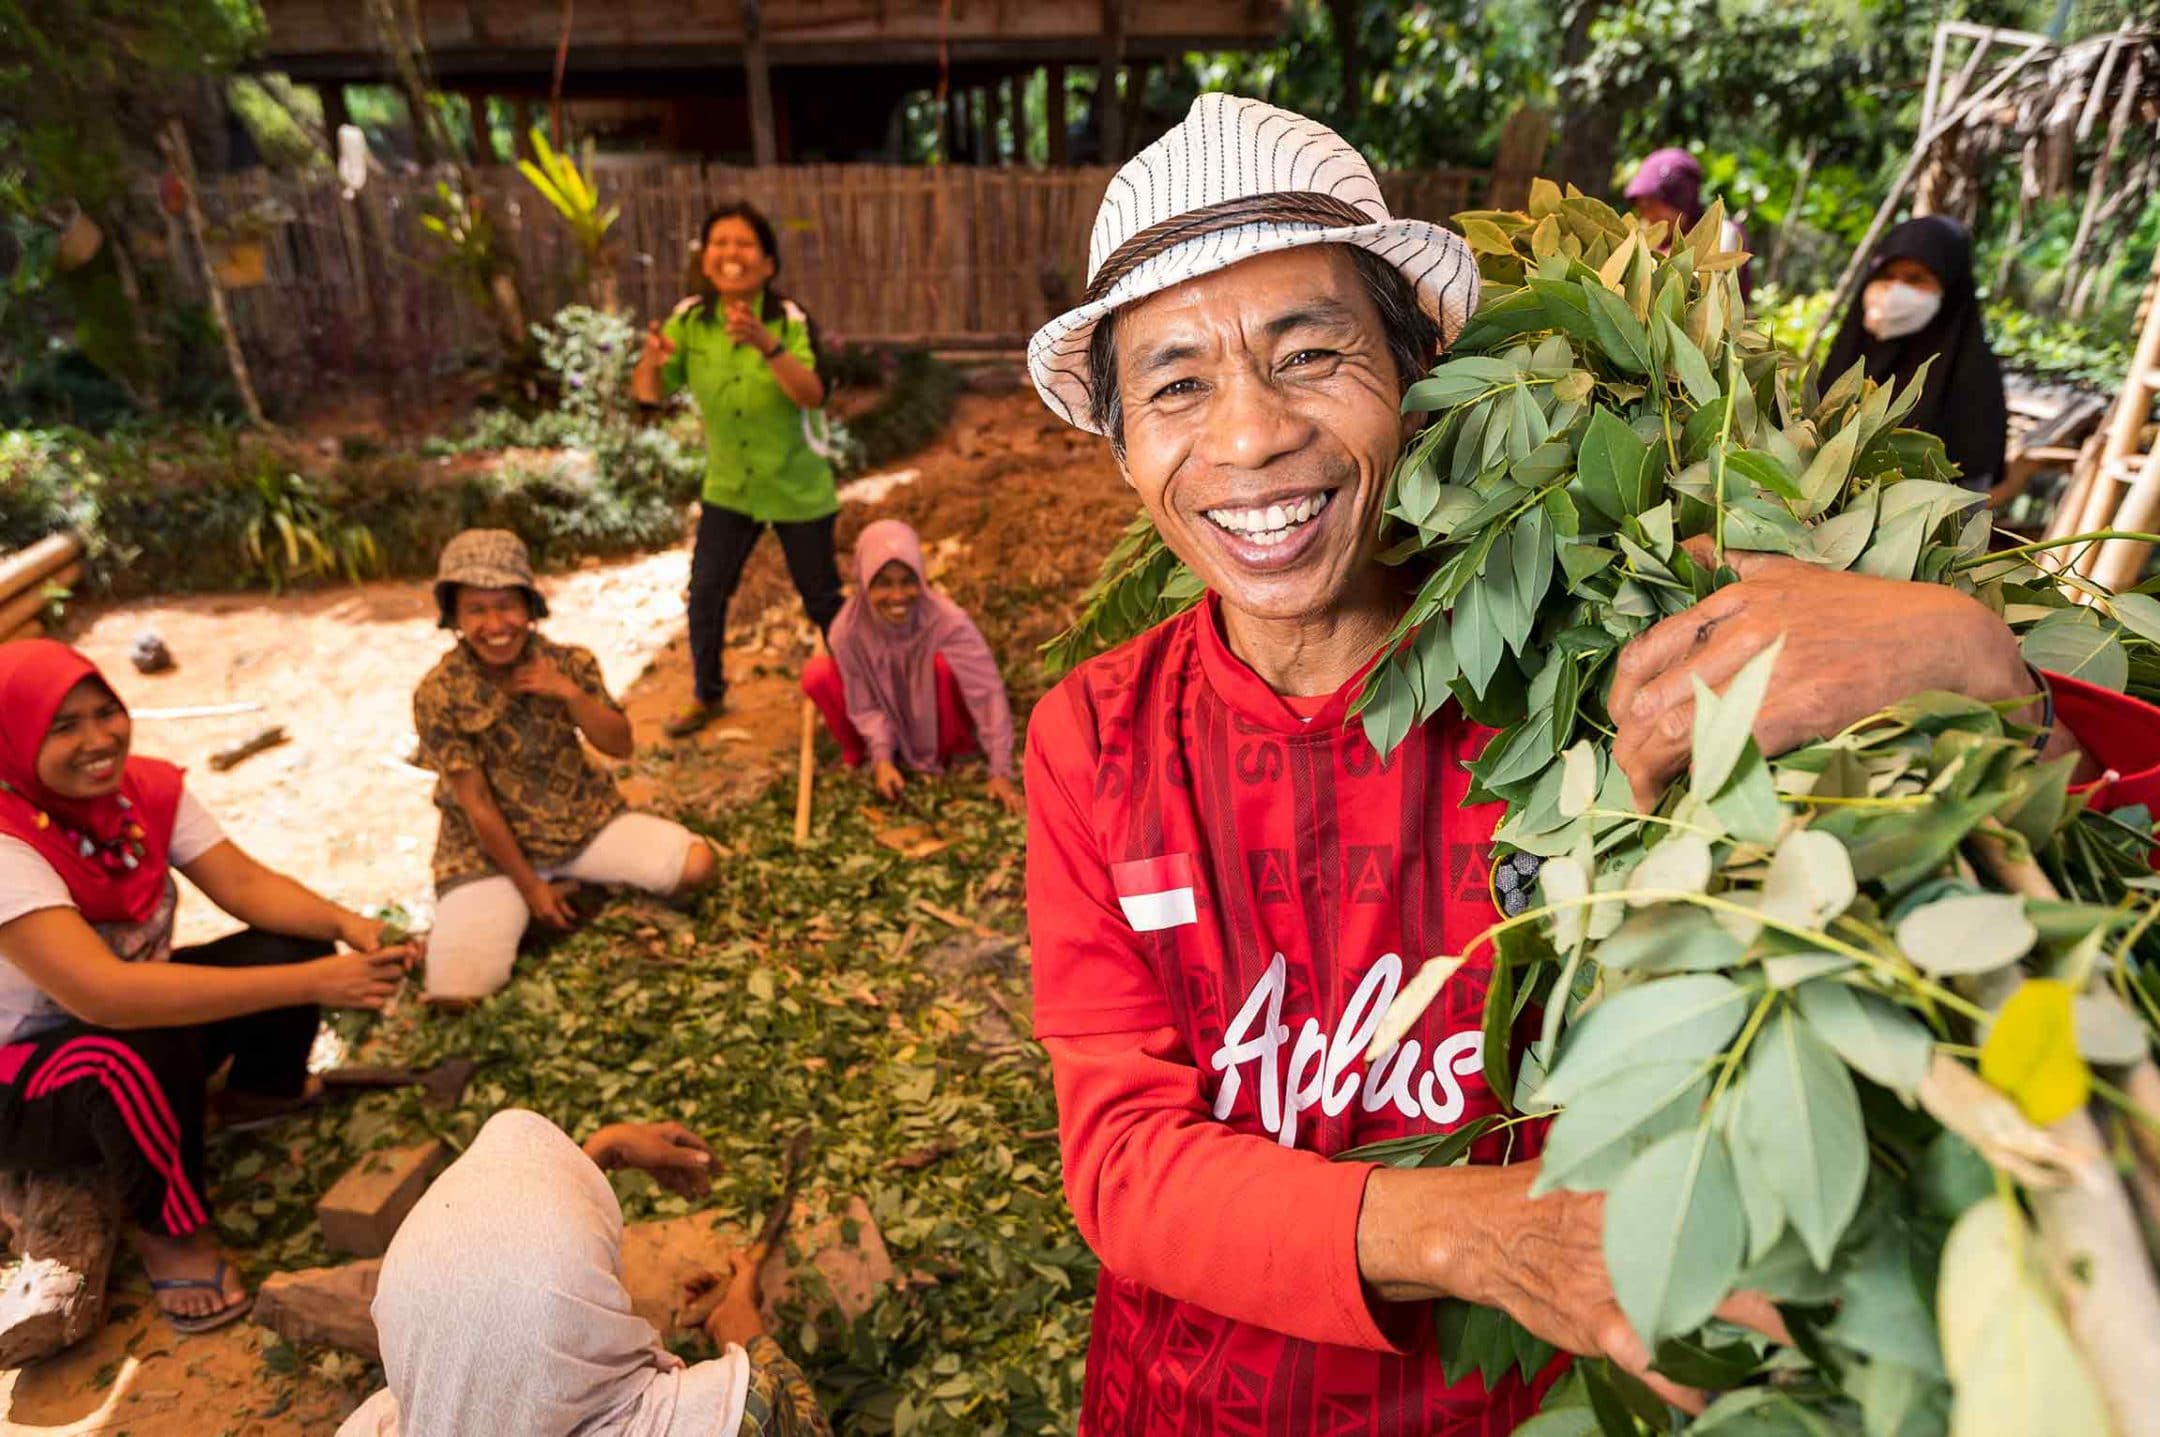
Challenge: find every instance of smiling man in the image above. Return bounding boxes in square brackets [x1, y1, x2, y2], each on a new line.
[1022, 94, 2160, 1435]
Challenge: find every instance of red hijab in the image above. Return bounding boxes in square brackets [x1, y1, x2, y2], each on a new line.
[0, 641, 184, 924]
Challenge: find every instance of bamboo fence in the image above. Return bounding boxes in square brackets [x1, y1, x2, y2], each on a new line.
[167, 161, 1489, 407]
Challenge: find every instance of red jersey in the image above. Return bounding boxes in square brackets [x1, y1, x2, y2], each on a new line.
[1026, 593, 2160, 1437]
[1026, 595, 1538, 1435]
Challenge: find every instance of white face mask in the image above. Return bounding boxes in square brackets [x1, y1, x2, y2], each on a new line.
[1862, 280, 1942, 341]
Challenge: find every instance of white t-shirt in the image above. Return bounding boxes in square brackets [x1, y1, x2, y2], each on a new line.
[0, 790, 227, 1045]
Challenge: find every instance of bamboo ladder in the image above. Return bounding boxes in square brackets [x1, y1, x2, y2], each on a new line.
[2047, 252, 2160, 588]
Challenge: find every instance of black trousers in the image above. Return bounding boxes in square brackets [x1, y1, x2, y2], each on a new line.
[0, 929, 321, 1237]
[688, 503, 844, 706]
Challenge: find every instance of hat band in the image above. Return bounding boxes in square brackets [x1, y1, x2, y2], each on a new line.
[1082, 191, 1375, 306]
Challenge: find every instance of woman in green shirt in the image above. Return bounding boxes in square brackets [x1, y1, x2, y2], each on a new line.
[634, 202, 846, 737]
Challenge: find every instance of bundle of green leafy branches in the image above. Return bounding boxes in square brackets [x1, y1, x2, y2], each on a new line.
[1049, 185, 2160, 1436]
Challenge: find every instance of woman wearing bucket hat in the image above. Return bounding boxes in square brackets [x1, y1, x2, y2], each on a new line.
[415, 530, 718, 1001]
[1022, 93, 2160, 1432]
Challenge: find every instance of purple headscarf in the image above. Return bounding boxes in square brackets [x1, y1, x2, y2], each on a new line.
[1624, 148, 1706, 229]
[828, 520, 1015, 778]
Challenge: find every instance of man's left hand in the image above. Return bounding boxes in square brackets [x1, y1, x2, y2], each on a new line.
[585, 1121, 715, 1197]
[1609, 540, 2038, 809]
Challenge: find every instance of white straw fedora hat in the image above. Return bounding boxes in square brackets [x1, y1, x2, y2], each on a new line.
[1028, 91, 1479, 435]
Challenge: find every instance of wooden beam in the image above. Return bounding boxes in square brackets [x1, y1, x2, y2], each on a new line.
[1045, 64, 1068, 167]
[743, 0, 778, 166]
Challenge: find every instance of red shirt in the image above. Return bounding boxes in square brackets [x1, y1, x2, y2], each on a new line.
[1026, 593, 2160, 1437]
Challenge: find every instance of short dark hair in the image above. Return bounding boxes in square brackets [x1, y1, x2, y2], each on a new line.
[1086, 244, 1441, 456]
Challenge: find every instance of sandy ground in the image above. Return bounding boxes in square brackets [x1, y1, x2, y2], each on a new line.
[0, 386, 1131, 1435]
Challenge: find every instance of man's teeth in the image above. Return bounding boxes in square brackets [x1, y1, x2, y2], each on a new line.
[1206, 491, 1332, 544]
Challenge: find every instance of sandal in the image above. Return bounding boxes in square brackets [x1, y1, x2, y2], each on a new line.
[151, 1258, 254, 1335]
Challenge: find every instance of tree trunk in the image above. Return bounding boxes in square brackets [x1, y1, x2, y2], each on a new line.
[159, 119, 267, 426]
[1325, 0, 1363, 123]
[0, 1172, 121, 1366]
[1549, 0, 1617, 196]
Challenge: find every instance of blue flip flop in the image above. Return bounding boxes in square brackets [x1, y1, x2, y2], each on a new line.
[150, 1258, 254, 1335]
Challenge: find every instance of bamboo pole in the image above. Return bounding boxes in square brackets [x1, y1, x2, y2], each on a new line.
[158, 120, 265, 426]
[0, 564, 82, 639]
[794, 633, 826, 846]
[0, 534, 83, 605]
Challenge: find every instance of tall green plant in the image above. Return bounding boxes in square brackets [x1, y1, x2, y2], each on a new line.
[518, 126, 620, 311]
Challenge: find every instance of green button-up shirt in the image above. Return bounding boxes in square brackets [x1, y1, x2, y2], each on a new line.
[660, 295, 840, 523]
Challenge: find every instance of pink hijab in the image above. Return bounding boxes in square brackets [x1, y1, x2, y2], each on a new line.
[828, 520, 1014, 777]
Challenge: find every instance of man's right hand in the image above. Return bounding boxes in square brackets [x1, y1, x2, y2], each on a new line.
[872, 760, 907, 802]
[307, 946, 410, 1009]
[1360, 1161, 1788, 1412]
[521, 879, 579, 930]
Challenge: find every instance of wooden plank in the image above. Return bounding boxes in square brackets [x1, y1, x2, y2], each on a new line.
[318, 1140, 448, 1258]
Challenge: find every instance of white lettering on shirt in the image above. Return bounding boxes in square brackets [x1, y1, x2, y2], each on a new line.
[1209, 951, 1486, 1146]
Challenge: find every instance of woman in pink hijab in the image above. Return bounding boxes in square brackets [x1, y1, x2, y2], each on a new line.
[802, 520, 1022, 815]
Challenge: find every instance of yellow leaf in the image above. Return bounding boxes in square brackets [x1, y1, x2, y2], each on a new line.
[1979, 979, 2089, 1125]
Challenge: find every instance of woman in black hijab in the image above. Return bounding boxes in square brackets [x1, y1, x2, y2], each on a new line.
[1822, 216, 2007, 492]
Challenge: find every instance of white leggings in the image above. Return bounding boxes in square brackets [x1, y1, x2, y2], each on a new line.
[426, 812, 703, 999]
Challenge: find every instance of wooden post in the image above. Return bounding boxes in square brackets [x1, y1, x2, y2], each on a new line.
[459, 89, 504, 164]
[983, 80, 1004, 165]
[1120, 59, 1151, 154]
[1046, 64, 1069, 167]
[158, 119, 266, 426]
[321, 83, 353, 149]
[970, 88, 989, 168]
[1006, 72, 1024, 165]
[1097, 0, 1128, 162]
[947, 88, 968, 165]
[743, 0, 779, 166]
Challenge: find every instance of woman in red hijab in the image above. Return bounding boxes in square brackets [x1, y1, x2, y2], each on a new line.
[0, 641, 415, 1334]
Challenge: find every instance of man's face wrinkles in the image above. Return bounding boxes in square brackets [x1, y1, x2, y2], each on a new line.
[1112, 247, 1408, 633]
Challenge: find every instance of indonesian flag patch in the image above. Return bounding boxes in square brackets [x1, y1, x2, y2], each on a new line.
[1111, 853, 1199, 933]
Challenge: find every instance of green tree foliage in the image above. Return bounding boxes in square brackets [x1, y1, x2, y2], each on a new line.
[0, 0, 265, 212]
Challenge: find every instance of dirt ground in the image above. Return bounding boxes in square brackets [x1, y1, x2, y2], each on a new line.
[0, 385, 1132, 1435]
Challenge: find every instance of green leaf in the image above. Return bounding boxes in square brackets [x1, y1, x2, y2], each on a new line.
[1513, 1409, 1601, 1437]
[2019, 607, 2129, 692]
[1652, 1333, 1760, 1390]
[1559, 741, 1599, 818]
[1804, 485, 1880, 570]
[1599, 907, 1745, 973]
[1894, 893, 2034, 976]
[1796, 423, 1860, 517]
[1662, 315, 1721, 404]
[1535, 1059, 1708, 1193]
[1939, 1197, 2111, 1437]
[1512, 506, 1555, 619]
[1581, 280, 1654, 375]
[1603, 1125, 1746, 1344]
[1691, 637, 1784, 796]
[1757, 828, 1857, 932]
[1628, 832, 1713, 902]
[2106, 590, 2160, 644]
[1454, 578, 1505, 696]
[1832, 1218, 1943, 1375]
[1978, 978, 2089, 1124]
[1536, 974, 1749, 1106]
[1731, 1008, 1867, 1268]
[1794, 980, 1933, 1095]
[1578, 407, 1655, 523]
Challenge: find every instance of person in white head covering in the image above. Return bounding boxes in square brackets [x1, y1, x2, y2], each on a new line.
[337, 1109, 828, 1437]
[1022, 92, 2115, 1434]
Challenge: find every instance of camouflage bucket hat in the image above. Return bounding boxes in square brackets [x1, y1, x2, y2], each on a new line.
[434, 528, 549, 628]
